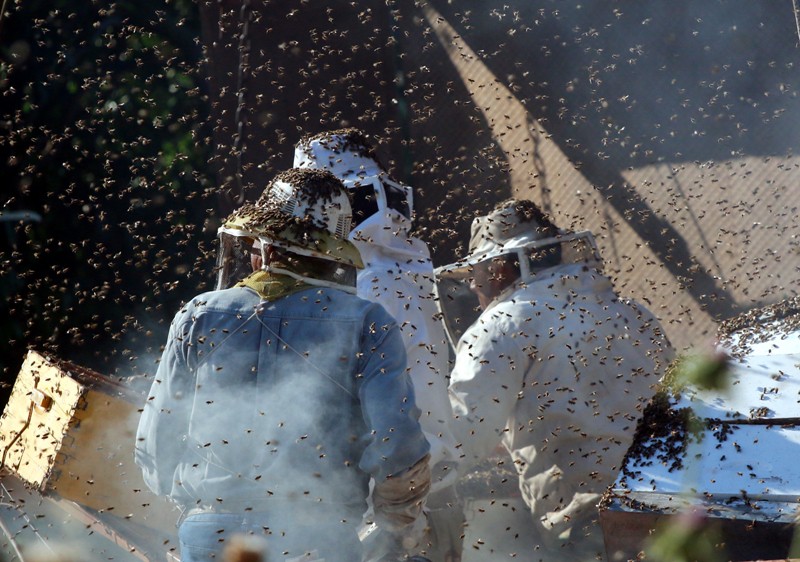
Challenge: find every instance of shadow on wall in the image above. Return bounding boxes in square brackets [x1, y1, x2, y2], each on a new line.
[398, 0, 800, 341]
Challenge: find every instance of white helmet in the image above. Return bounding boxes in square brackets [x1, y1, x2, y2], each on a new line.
[293, 128, 413, 224]
[216, 168, 363, 292]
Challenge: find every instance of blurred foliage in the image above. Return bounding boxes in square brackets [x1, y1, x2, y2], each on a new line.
[0, 0, 215, 398]
[660, 351, 731, 395]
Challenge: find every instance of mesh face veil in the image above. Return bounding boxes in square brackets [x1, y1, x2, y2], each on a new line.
[215, 231, 258, 292]
[293, 128, 413, 224]
[434, 232, 602, 346]
[433, 200, 602, 346]
[215, 168, 363, 292]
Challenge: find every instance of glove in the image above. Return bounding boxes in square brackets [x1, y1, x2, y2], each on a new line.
[373, 454, 431, 532]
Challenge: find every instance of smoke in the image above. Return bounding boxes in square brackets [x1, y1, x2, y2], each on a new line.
[137, 295, 389, 560]
[178, 345, 366, 502]
[22, 543, 84, 562]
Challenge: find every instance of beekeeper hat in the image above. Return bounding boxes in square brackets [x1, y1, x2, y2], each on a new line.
[215, 168, 364, 291]
[438, 199, 563, 279]
[294, 128, 413, 223]
[294, 128, 383, 181]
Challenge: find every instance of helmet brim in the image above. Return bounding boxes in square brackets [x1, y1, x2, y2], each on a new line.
[221, 210, 363, 269]
[435, 231, 600, 280]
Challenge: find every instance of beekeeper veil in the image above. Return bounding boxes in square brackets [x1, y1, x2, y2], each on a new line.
[293, 128, 413, 229]
[434, 199, 602, 346]
[215, 168, 363, 293]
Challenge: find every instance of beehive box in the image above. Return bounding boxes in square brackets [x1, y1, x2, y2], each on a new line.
[600, 301, 800, 562]
[0, 350, 180, 537]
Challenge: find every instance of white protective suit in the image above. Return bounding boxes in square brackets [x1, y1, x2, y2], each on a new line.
[448, 261, 674, 562]
[294, 133, 458, 482]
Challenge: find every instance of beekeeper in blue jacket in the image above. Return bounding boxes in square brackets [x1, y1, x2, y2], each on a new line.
[135, 168, 431, 562]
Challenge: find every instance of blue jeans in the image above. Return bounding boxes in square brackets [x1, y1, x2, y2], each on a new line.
[178, 511, 362, 562]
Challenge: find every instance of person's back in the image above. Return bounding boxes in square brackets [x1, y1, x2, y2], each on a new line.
[169, 285, 418, 510]
[353, 222, 455, 476]
[140, 284, 423, 560]
[135, 168, 430, 562]
[439, 199, 674, 561]
[460, 263, 669, 534]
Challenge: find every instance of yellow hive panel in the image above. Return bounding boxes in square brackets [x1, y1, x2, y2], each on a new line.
[0, 350, 179, 535]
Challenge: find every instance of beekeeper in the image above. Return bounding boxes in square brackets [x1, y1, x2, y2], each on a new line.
[293, 129, 458, 484]
[436, 199, 674, 562]
[134, 168, 431, 562]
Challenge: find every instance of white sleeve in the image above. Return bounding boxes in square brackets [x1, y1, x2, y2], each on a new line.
[448, 313, 527, 474]
[359, 265, 458, 469]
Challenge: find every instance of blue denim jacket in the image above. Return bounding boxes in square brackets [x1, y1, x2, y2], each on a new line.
[135, 285, 429, 515]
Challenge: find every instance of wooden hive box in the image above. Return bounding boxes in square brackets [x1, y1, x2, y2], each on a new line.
[0, 349, 180, 538]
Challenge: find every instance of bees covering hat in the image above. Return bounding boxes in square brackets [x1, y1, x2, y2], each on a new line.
[216, 168, 363, 292]
[294, 128, 413, 224]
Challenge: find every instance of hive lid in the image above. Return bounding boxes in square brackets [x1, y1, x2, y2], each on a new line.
[611, 300, 800, 502]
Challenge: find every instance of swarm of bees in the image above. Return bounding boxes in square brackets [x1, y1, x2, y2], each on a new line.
[1, 1, 800, 560]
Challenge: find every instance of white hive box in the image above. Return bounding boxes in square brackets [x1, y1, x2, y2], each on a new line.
[600, 298, 800, 562]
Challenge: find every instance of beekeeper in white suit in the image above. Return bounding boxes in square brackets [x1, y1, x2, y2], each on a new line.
[294, 130, 460, 561]
[294, 129, 458, 478]
[435, 199, 674, 562]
